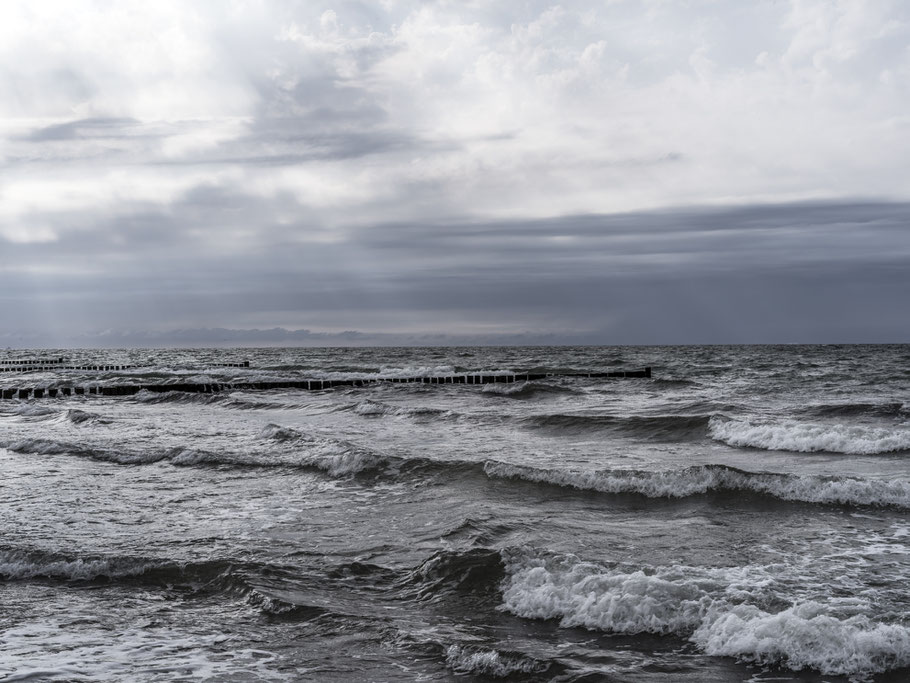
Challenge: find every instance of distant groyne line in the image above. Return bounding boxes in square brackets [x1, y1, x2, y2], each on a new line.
[0, 361, 249, 372]
[0, 368, 651, 400]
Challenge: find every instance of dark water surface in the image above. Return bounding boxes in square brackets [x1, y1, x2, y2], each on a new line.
[1, 345, 909, 681]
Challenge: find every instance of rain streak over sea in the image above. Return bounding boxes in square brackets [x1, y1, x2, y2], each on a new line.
[1, 345, 909, 682]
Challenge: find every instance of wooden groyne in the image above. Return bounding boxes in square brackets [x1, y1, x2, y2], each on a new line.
[0, 368, 651, 400]
[0, 358, 66, 365]
[0, 361, 249, 372]
[0, 365, 139, 372]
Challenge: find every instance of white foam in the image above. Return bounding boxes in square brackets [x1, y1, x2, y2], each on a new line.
[500, 551, 772, 636]
[484, 461, 719, 498]
[444, 645, 546, 677]
[500, 550, 910, 677]
[709, 416, 910, 455]
[693, 601, 910, 676]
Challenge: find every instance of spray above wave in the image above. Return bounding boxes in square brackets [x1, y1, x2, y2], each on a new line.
[500, 548, 910, 677]
[483, 461, 910, 508]
[709, 416, 910, 455]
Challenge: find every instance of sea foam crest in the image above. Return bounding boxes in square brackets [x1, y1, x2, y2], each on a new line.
[482, 461, 910, 508]
[0, 549, 156, 581]
[500, 550, 910, 677]
[709, 416, 910, 455]
[693, 601, 910, 676]
[445, 645, 548, 677]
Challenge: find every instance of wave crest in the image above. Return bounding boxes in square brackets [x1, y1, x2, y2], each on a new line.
[445, 645, 550, 677]
[483, 461, 910, 508]
[694, 601, 910, 676]
[500, 549, 910, 677]
[481, 382, 576, 399]
[709, 416, 910, 454]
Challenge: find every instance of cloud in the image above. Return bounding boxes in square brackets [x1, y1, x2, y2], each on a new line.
[0, 196, 907, 344]
[0, 1, 908, 344]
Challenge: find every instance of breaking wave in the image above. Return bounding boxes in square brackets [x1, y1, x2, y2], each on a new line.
[709, 416, 910, 455]
[0, 547, 241, 588]
[483, 461, 910, 508]
[63, 409, 109, 425]
[444, 645, 550, 677]
[2, 434, 387, 477]
[500, 549, 910, 677]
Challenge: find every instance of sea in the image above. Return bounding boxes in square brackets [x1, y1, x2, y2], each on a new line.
[1, 345, 909, 682]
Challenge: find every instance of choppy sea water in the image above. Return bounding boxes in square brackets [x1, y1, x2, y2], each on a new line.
[1, 345, 909, 682]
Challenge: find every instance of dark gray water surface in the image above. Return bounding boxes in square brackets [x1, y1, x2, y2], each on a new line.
[1, 345, 909, 681]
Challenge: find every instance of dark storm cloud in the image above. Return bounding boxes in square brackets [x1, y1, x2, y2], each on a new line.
[2, 198, 907, 345]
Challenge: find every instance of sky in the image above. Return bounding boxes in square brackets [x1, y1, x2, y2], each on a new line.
[1, 0, 908, 347]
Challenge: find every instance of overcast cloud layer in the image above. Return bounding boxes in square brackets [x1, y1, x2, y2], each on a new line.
[1, 0, 908, 346]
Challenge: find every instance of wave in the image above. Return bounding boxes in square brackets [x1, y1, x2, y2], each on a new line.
[259, 423, 305, 441]
[2, 434, 387, 477]
[645, 378, 694, 387]
[9, 427, 910, 508]
[402, 548, 504, 602]
[709, 416, 910, 455]
[352, 399, 453, 420]
[803, 402, 910, 419]
[500, 548, 910, 677]
[0, 403, 59, 419]
[693, 601, 910, 677]
[483, 461, 910, 508]
[0, 547, 236, 587]
[63, 409, 110, 425]
[521, 413, 711, 441]
[8, 538, 907, 678]
[221, 396, 303, 410]
[0, 545, 373, 626]
[445, 645, 550, 677]
[133, 389, 220, 405]
[480, 381, 578, 400]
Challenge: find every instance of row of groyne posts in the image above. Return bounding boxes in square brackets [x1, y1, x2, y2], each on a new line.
[0, 359, 250, 372]
[0, 358, 650, 400]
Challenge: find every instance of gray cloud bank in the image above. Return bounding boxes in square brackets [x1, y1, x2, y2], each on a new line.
[2, 200, 907, 347]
